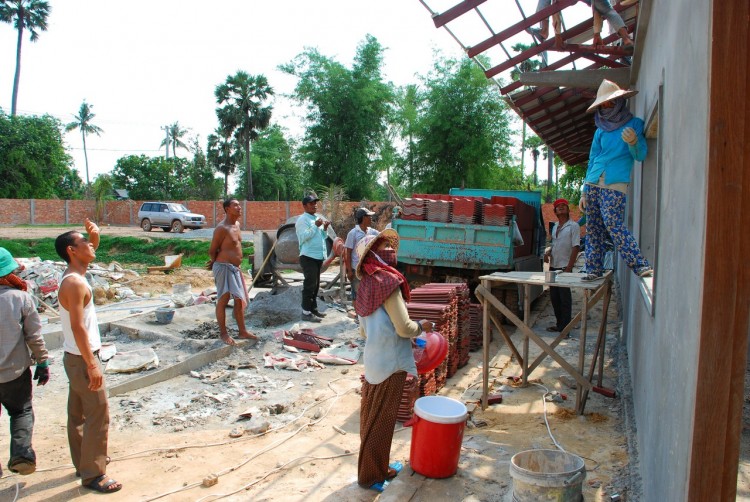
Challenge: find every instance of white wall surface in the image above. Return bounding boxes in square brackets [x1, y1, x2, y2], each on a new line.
[619, 0, 711, 499]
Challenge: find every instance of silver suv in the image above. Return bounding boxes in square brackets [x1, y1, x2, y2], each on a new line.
[138, 202, 207, 233]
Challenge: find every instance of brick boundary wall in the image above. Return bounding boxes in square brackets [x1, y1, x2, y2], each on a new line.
[0, 199, 397, 232]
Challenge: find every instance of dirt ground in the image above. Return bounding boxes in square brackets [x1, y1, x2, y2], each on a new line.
[0, 224, 636, 501]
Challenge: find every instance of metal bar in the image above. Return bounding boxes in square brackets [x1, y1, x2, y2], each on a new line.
[432, 0, 488, 28]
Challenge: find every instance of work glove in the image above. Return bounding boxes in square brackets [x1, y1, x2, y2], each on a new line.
[621, 127, 637, 145]
[33, 364, 49, 386]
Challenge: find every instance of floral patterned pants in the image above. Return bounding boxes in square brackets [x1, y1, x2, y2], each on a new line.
[584, 184, 650, 276]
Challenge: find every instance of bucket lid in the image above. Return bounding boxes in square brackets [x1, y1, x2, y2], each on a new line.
[414, 332, 449, 374]
[414, 396, 467, 424]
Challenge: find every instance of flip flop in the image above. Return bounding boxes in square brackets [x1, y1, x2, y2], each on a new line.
[83, 474, 122, 494]
[387, 461, 403, 480]
[76, 456, 110, 477]
[369, 479, 390, 493]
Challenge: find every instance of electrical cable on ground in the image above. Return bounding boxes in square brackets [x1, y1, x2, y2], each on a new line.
[532, 382, 599, 471]
[140, 377, 358, 501]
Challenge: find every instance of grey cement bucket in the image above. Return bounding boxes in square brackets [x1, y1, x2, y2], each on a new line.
[509, 449, 585, 502]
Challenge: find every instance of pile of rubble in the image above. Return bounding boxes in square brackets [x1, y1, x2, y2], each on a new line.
[14, 257, 182, 312]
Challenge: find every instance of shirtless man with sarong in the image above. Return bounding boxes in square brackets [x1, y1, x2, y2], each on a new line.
[207, 199, 258, 345]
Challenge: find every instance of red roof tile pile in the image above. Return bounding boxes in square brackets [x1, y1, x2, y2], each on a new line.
[396, 373, 419, 423]
[425, 199, 453, 223]
[406, 301, 454, 388]
[483, 204, 509, 226]
[451, 197, 485, 224]
[401, 198, 427, 221]
[468, 303, 488, 352]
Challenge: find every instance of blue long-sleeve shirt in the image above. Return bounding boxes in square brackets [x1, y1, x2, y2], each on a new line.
[295, 212, 327, 260]
[585, 117, 647, 188]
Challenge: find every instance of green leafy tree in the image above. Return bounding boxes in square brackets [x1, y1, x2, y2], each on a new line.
[65, 100, 103, 188]
[0, 0, 50, 116]
[111, 155, 191, 200]
[523, 134, 545, 185]
[281, 35, 395, 200]
[215, 71, 274, 201]
[0, 111, 81, 198]
[207, 128, 240, 197]
[557, 162, 587, 205]
[393, 84, 420, 194]
[186, 136, 222, 200]
[161, 121, 189, 158]
[91, 174, 113, 223]
[412, 56, 514, 193]
[240, 125, 302, 201]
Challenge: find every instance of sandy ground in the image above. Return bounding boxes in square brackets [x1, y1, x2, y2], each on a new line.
[0, 224, 638, 501]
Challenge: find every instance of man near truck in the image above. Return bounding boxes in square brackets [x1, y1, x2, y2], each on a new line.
[544, 199, 581, 332]
[344, 208, 379, 301]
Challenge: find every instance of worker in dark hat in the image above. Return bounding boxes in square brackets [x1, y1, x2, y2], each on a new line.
[344, 207, 379, 302]
[544, 199, 580, 332]
[295, 193, 330, 323]
[0, 247, 49, 477]
[580, 79, 652, 281]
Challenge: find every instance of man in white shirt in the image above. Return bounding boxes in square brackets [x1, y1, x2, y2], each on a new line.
[344, 208, 379, 301]
[544, 199, 581, 332]
[56, 219, 121, 493]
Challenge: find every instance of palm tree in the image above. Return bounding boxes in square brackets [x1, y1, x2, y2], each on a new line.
[161, 121, 188, 158]
[207, 128, 239, 197]
[215, 71, 274, 200]
[0, 0, 50, 116]
[65, 100, 103, 189]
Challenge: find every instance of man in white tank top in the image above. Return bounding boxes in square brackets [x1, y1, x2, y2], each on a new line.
[56, 219, 122, 494]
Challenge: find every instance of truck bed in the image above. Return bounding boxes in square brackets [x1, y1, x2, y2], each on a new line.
[393, 219, 514, 270]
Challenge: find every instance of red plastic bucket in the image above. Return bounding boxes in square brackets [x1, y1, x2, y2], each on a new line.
[409, 396, 467, 478]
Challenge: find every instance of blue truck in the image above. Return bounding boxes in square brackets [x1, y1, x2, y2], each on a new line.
[392, 189, 546, 313]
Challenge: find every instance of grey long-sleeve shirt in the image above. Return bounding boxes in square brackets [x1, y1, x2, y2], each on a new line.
[0, 286, 47, 383]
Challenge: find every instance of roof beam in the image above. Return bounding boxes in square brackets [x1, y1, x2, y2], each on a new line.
[485, 3, 631, 78]
[518, 68, 631, 89]
[432, 0, 487, 28]
[467, 0, 577, 58]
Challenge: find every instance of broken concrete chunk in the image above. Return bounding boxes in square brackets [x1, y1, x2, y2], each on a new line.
[202, 474, 219, 487]
[244, 420, 270, 435]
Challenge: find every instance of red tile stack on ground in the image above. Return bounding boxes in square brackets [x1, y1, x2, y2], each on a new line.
[468, 303, 486, 352]
[396, 374, 419, 423]
[406, 300, 453, 392]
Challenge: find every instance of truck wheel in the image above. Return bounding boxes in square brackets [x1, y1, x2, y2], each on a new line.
[141, 219, 152, 232]
[171, 220, 184, 233]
